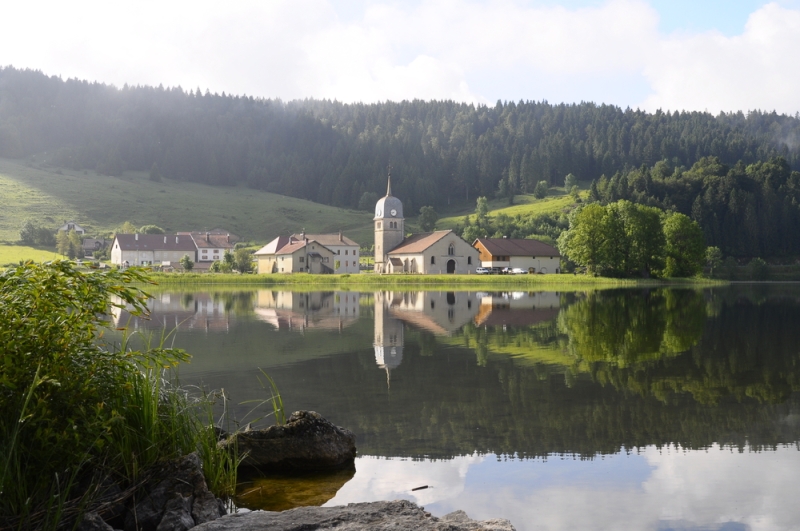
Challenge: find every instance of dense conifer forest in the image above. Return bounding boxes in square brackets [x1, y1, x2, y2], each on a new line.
[2, 66, 800, 259]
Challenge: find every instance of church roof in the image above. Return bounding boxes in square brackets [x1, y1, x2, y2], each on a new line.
[374, 174, 404, 220]
[387, 230, 453, 254]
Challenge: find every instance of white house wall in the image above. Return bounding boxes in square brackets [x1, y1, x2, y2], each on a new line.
[326, 244, 361, 273]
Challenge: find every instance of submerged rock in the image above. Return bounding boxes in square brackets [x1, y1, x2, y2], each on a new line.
[191, 500, 515, 531]
[220, 411, 356, 471]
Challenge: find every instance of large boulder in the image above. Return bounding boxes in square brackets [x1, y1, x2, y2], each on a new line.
[124, 453, 226, 531]
[221, 411, 356, 471]
[192, 500, 515, 531]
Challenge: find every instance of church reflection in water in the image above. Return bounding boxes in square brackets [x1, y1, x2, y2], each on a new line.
[373, 291, 560, 382]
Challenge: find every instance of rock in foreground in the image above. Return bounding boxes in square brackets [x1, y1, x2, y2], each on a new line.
[221, 411, 356, 471]
[192, 500, 515, 531]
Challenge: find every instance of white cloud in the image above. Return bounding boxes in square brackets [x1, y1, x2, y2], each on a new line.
[326, 447, 800, 531]
[1, 0, 799, 112]
[325, 453, 485, 507]
[641, 2, 800, 114]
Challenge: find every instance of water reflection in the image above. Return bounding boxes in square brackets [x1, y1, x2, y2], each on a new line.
[113, 286, 800, 529]
[254, 291, 361, 332]
[236, 466, 356, 512]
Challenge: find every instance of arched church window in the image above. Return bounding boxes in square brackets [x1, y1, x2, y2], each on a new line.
[430, 256, 435, 265]
[377, 222, 381, 229]
[448, 244, 455, 256]
[467, 256, 472, 265]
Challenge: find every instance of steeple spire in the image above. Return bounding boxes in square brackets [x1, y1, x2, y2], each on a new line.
[386, 165, 392, 196]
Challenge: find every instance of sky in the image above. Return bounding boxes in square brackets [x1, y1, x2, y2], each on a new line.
[2, 0, 800, 114]
[327, 446, 800, 530]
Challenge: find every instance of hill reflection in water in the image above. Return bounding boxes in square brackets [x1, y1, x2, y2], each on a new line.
[112, 285, 800, 530]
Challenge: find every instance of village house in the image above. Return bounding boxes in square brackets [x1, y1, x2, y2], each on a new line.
[373, 174, 479, 274]
[289, 232, 360, 274]
[110, 234, 197, 267]
[58, 220, 86, 234]
[254, 234, 335, 274]
[181, 232, 235, 263]
[472, 237, 561, 273]
[82, 237, 109, 257]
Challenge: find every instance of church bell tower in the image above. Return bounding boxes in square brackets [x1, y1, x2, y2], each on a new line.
[374, 169, 404, 273]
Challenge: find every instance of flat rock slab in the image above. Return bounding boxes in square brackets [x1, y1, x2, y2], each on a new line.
[192, 500, 515, 531]
[221, 411, 356, 471]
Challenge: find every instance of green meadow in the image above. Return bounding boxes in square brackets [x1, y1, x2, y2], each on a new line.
[0, 157, 374, 244]
[0, 244, 61, 266]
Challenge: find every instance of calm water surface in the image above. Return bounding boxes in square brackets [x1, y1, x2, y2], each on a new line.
[116, 285, 800, 531]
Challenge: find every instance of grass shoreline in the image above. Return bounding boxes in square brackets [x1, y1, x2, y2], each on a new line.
[140, 272, 727, 289]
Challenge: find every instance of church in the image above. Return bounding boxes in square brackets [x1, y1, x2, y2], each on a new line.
[373, 174, 480, 274]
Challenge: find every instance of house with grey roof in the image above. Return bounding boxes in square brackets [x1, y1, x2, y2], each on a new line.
[110, 234, 197, 267]
[59, 220, 86, 234]
[185, 232, 235, 263]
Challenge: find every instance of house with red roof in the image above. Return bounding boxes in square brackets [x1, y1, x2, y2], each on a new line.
[472, 237, 561, 273]
[254, 233, 335, 274]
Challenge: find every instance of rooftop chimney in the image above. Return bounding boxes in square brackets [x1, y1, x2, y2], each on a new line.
[176, 236, 179, 243]
[135, 233, 138, 241]
[339, 230, 343, 242]
[164, 236, 167, 243]
[206, 232, 210, 242]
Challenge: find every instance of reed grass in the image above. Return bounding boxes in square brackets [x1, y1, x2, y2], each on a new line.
[0, 262, 239, 530]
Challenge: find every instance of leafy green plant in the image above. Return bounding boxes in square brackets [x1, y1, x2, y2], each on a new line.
[0, 261, 238, 529]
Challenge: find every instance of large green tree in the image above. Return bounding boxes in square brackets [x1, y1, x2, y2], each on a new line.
[663, 212, 705, 277]
[558, 204, 607, 274]
[418, 206, 439, 232]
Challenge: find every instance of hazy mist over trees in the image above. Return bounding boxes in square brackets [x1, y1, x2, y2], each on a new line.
[2, 67, 800, 212]
[4, 67, 800, 260]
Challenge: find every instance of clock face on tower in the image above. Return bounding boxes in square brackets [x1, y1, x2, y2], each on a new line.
[390, 209, 397, 216]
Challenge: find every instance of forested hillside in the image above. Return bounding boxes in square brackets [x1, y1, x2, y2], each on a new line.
[2, 66, 800, 218]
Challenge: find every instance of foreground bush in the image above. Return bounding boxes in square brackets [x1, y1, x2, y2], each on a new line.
[0, 261, 235, 529]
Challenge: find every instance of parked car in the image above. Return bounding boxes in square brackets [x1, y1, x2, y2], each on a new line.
[511, 267, 527, 274]
[475, 267, 489, 274]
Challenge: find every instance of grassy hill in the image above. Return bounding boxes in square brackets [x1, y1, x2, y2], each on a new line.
[0, 157, 582, 265]
[437, 188, 584, 231]
[0, 157, 376, 245]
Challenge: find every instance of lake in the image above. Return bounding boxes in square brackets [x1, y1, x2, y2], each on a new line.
[113, 285, 800, 531]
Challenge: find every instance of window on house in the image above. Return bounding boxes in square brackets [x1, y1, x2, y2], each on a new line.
[448, 244, 455, 255]
[430, 256, 435, 265]
[345, 261, 348, 267]
[377, 222, 381, 229]
[468, 256, 472, 264]
[345, 250, 348, 255]
[299, 257, 305, 263]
